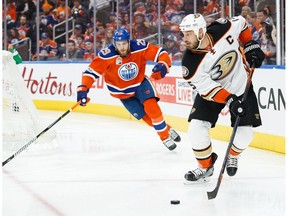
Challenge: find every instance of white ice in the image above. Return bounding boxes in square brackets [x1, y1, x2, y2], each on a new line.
[2, 111, 286, 216]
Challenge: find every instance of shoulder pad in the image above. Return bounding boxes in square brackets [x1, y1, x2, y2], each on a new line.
[207, 19, 231, 42]
[98, 44, 118, 58]
[182, 50, 205, 80]
[130, 39, 149, 52]
[215, 18, 229, 24]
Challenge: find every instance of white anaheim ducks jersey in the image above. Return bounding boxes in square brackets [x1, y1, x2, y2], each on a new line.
[181, 16, 249, 101]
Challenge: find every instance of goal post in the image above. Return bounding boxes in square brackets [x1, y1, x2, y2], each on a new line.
[2, 50, 56, 161]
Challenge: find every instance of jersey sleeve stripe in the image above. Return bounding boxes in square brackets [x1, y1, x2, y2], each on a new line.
[202, 86, 230, 103]
[239, 27, 252, 45]
[83, 71, 99, 80]
[83, 73, 97, 81]
[84, 67, 101, 79]
[154, 48, 168, 62]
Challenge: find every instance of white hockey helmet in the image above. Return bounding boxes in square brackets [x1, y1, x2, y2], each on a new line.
[179, 13, 207, 39]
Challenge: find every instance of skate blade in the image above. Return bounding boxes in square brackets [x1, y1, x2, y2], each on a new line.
[183, 177, 211, 185]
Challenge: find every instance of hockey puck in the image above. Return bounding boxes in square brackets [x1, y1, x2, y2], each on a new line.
[170, 200, 180, 205]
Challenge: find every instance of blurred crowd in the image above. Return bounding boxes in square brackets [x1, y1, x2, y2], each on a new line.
[3, 0, 277, 64]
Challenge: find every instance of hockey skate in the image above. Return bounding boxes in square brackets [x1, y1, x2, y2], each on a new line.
[162, 137, 177, 151]
[184, 152, 218, 183]
[226, 154, 239, 176]
[169, 127, 181, 142]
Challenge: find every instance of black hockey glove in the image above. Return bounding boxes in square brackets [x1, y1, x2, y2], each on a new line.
[244, 40, 265, 68]
[77, 85, 90, 106]
[226, 94, 245, 117]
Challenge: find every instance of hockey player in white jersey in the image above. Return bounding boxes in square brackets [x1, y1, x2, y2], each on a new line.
[179, 14, 265, 182]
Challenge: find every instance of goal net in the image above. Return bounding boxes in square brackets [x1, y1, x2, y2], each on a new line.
[2, 50, 57, 161]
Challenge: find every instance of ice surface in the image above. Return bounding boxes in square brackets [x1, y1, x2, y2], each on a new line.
[2, 111, 286, 216]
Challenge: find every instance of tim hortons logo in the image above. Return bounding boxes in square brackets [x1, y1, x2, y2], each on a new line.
[22, 67, 73, 96]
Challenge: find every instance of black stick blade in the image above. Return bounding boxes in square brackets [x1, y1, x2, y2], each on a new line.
[207, 189, 218, 200]
[207, 174, 223, 200]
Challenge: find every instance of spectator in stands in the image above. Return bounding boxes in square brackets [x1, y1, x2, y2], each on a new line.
[61, 40, 84, 61]
[158, 4, 170, 33]
[132, 12, 151, 39]
[256, 9, 271, 25]
[260, 21, 276, 65]
[165, 0, 175, 16]
[170, 25, 182, 41]
[165, 0, 185, 25]
[146, 10, 158, 28]
[121, 10, 130, 27]
[76, 35, 85, 52]
[163, 34, 180, 60]
[241, 5, 251, 19]
[238, 0, 254, 9]
[56, 0, 71, 19]
[8, 27, 23, 47]
[16, 15, 30, 39]
[83, 38, 97, 62]
[51, 7, 70, 47]
[205, 17, 215, 26]
[95, 40, 103, 52]
[262, 5, 277, 45]
[71, 0, 88, 24]
[69, 24, 84, 43]
[41, 2, 59, 30]
[106, 12, 118, 30]
[102, 28, 114, 47]
[32, 32, 58, 61]
[4, 0, 17, 30]
[96, 23, 106, 42]
[263, 5, 275, 26]
[203, 0, 220, 16]
[134, 2, 146, 14]
[84, 23, 94, 42]
[114, 16, 124, 30]
[41, 0, 53, 11]
[173, 40, 186, 62]
[145, 0, 157, 14]
[246, 11, 261, 43]
[119, 1, 128, 11]
[16, 0, 36, 21]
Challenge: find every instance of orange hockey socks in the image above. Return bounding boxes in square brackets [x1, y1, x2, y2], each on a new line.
[143, 98, 169, 140]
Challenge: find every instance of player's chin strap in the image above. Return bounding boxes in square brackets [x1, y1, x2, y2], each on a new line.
[195, 30, 205, 49]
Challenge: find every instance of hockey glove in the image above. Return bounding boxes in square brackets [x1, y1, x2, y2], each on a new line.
[150, 63, 168, 80]
[244, 40, 265, 68]
[77, 85, 90, 106]
[226, 94, 245, 117]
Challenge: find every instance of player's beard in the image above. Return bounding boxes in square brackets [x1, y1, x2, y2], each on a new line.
[186, 40, 200, 50]
[119, 48, 130, 58]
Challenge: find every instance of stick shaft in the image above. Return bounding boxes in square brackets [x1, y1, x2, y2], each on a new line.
[207, 66, 255, 200]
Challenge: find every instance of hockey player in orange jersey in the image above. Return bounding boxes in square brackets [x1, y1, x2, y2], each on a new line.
[77, 28, 181, 150]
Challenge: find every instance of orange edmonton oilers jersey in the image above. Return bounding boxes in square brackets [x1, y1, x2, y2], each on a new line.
[81, 39, 171, 99]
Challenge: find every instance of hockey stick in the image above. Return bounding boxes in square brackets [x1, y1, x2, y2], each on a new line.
[207, 64, 255, 200]
[2, 101, 81, 167]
